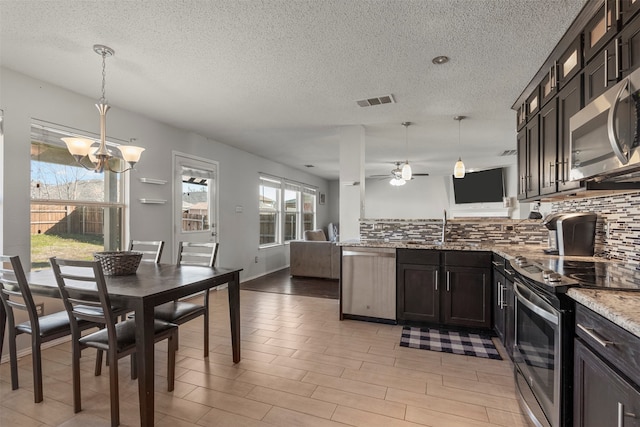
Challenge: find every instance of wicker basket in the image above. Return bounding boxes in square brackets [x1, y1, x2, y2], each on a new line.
[94, 251, 143, 276]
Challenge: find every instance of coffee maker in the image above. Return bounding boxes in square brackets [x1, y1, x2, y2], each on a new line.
[542, 212, 598, 256]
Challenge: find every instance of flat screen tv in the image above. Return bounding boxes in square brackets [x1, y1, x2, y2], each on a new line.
[452, 167, 505, 204]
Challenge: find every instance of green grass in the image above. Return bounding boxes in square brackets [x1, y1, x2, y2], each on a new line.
[31, 233, 104, 269]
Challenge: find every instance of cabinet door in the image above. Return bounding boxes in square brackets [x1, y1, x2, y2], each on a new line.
[540, 63, 559, 107]
[397, 264, 439, 323]
[574, 340, 640, 427]
[557, 74, 583, 192]
[584, 37, 620, 104]
[583, 1, 619, 62]
[492, 269, 506, 340]
[443, 266, 491, 329]
[621, 15, 640, 76]
[503, 276, 515, 358]
[558, 37, 583, 89]
[539, 99, 558, 196]
[517, 129, 527, 200]
[525, 115, 540, 199]
[621, 0, 640, 24]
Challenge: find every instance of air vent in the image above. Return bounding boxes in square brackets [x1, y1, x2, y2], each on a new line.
[500, 149, 517, 156]
[356, 94, 396, 107]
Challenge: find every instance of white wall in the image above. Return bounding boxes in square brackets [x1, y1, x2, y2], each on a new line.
[0, 68, 331, 281]
[364, 163, 521, 219]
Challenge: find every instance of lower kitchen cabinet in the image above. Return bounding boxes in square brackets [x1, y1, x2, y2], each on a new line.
[574, 340, 640, 427]
[397, 249, 491, 329]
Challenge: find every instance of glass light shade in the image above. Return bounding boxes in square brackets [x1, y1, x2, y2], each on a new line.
[389, 177, 406, 186]
[61, 137, 94, 157]
[454, 157, 466, 178]
[88, 149, 99, 164]
[401, 162, 412, 180]
[118, 145, 146, 163]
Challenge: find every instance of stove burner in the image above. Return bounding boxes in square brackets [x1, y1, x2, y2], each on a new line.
[567, 272, 607, 286]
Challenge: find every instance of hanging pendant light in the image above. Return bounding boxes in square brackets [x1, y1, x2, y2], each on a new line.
[62, 44, 144, 173]
[390, 162, 406, 186]
[453, 116, 466, 178]
[401, 121, 412, 180]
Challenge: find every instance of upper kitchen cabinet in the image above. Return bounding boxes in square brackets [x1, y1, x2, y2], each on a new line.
[557, 36, 583, 89]
[539, 63, 559, 107]
[620, 15, 640, 76]
[620, 0, 640, 24]
[583, 37, 620, 104]
[557, 74, 584, 193]
[526, 87, 541, 119]
[539, 99, 558, 196]
[583, 0, 619, 62]
[516, 116, 540, 201]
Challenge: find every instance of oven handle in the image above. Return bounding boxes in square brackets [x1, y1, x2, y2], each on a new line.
[513, 281, 559, 326]
[607, 77, 630, 165]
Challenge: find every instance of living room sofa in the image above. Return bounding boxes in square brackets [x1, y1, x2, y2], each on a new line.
[289, 229, 340, 279]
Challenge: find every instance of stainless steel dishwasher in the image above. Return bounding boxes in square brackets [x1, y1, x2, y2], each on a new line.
[341, 247, 396, 321]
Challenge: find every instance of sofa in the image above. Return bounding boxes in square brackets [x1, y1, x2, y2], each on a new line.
[289, 228, 340, 279]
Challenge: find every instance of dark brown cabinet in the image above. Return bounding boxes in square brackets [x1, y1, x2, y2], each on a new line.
[557, 74, 583, 193]
[574, 340, 640, 427]
[621, 15, 640, 76]
[517, 129, 527, 199]
[574, 304, 640, 427]
[583, 0, 619, 62]
[442, 251, 491, 329]
[621, 0, 640, 25]
[492, 258, 506, 342]
[557, 36, 583, 89]
[583, 37, 620, 104]
[397, 249, 491, 330]
[517, 115, 541, 201]
[539, 99, 558, 195]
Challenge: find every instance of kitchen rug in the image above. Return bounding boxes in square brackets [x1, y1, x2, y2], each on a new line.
[400, 326, 502, 360]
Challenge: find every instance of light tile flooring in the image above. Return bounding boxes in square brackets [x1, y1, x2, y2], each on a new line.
[0, 289, 530, 426]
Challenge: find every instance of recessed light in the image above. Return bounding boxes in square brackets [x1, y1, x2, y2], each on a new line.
[432, 55, 450, 65]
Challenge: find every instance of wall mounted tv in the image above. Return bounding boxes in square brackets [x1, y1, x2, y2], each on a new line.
[452, 167, 505, 204]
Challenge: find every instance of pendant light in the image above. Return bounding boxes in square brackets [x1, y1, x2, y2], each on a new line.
[453, 115, 466, 178]
[401, 122, 412, 180]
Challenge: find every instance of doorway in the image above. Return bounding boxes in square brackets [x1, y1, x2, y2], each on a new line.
[172, 153, 219, 262]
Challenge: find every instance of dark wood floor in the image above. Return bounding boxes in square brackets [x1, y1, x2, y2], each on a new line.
[240, 268, 339, 299]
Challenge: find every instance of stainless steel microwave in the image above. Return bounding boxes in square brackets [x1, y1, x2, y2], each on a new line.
[569, 67, 640, 181]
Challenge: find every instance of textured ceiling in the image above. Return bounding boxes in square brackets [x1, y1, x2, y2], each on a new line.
[0, 0, 588, 180]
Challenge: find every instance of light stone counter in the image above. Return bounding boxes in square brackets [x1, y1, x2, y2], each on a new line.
[567, 288, 640, 338]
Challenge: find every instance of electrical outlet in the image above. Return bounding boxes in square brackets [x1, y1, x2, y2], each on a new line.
[254, 256, 259, 263]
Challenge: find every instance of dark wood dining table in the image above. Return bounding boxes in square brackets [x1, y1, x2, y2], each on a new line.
[1, 262, 242, 426]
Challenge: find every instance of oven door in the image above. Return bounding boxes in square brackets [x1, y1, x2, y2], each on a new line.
[513, 280, 561, 427]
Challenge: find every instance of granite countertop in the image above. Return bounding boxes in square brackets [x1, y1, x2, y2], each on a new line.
[339, 240, 640, 338]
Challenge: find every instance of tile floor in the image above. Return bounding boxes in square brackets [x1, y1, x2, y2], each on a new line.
[0, 289, 530, 426]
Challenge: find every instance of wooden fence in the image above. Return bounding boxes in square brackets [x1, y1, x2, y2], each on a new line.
[31, 204, 104, 235]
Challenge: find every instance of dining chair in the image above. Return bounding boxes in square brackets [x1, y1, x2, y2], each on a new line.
[49, 257, 178, 427]
[128, 240, 164, 263]
[0, 255, 102, 403]
[153, 242, 219, 358]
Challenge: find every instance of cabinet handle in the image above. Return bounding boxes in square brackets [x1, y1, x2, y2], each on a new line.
[618, 402, 636, 427]
[549, 162, 555, 185]
[498, 282, 503, 308]
[605, 0, 610, 31]
[605, 47, 609, 87]
[577, 323, 615, 347]
[492, 261, 501, 267]
[435, 272, 438, 291]
[446, 271, 451, 292]
[563, 158, 569, 183]
[616, 37, 620, 80]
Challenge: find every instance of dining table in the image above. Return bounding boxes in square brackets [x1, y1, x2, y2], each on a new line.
[1, 262, 242, 426]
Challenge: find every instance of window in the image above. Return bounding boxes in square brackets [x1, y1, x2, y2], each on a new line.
[259, 177, 281, 246]
[259, 175, 317, 247]
[30, 124, 125, 269]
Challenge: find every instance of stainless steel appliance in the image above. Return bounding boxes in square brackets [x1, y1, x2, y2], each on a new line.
[341, 247, 396, 321]
[511, 255, 640, 427]
[569, 66, 640, 182]
[541, 212, 597, 256]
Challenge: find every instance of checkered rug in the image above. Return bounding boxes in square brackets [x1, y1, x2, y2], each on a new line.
[400, 327, 502, 360]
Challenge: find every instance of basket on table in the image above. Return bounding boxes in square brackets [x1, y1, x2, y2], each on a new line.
[94, 251, 143, 276]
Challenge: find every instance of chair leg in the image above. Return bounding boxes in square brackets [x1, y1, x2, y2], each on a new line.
[8, 329, 19, 391]
[95, 349, 103, 376]
[130, 353, 137, 380]
[203, 290, 210, 358]
[71, 341, 82, 413]
[31, 335, 43, 403]
[108, 350, 120, 427]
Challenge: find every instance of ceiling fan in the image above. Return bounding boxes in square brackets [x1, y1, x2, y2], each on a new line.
[369, 162, 429, 186]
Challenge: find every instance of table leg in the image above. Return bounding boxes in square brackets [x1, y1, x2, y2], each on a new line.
[227, 271, 241, 363]
[0, 302, 6, 362]
[135, 301, 155, 426]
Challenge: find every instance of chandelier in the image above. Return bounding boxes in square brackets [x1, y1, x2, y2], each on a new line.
[62, 44, 144, 173]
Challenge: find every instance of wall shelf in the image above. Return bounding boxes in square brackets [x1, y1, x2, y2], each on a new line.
[139, 178, 167, 185]
[139, 198, 167, 204]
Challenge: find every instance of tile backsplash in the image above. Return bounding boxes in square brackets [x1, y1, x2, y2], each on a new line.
[360, 190, 640, 264]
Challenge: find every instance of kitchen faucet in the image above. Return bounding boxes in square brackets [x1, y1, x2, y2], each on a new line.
[442, 209, 447, 243]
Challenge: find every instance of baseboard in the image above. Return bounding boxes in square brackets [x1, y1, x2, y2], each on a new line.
[0, 335, 71, 365]
[241, 266, 289, 283]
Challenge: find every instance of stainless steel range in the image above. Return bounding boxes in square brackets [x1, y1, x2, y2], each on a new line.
[510, 255, 640, 427]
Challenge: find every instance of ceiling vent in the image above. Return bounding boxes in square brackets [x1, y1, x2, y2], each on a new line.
[500, 149, 517, 156]
[356, 94, 396, 107]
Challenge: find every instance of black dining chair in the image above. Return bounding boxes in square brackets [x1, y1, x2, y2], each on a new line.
[128, 240, 164, 263]
[0, 255, 102, 403]
[153, 242, 219, 358]
[49, 257, 178, 427]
